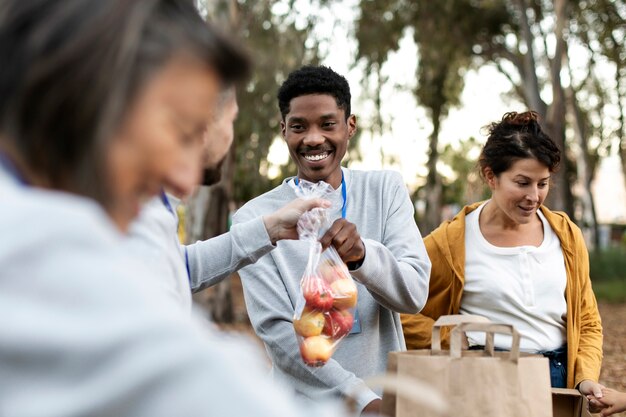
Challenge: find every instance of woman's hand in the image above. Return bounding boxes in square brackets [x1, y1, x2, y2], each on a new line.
[262, 198, 331, 244]
[579, 379, 607, 413]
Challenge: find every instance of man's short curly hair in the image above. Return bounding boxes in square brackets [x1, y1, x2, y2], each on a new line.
[277, 65, 351, 120]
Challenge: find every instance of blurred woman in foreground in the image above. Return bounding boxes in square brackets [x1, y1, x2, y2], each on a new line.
[0, 1, 344, 416]
[402, 112, 603, 399]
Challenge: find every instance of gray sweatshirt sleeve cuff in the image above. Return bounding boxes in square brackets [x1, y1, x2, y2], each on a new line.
[348, 382, 381, 415]
[230, 216, 275, 262]
[347, 239, 379, 282]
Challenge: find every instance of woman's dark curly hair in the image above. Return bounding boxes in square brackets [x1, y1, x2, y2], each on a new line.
[277, 65, 351, 120]
[479, 111, 561, 178]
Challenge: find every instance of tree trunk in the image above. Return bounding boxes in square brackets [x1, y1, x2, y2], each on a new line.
[567, 83, 599, 249]
[421, 108, 443, 235]
[185, 0, 240, 323]
[543, 0, 574, 216]
[514, 0, 547, 117]
[615, 62, 626, 204]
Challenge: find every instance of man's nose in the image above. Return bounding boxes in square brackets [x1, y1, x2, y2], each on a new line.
[302, 126, 325, 147]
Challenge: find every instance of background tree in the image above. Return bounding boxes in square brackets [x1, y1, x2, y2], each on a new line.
[355, 0, 509, 234]
[188, 0, 322, 322]
[355, 0, 625, 236]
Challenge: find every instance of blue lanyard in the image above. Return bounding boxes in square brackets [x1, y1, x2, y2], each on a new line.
[294, 171, 347, 219]
[160, 189, 175, 215]
[0, 152, 27, 185]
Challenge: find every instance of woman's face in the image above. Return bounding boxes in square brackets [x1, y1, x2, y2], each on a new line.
[486, 157, 551, 225]
[106, 56, 220, 231]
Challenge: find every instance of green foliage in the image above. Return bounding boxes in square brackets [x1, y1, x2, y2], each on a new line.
[592, 281, 626, 303]
[356, 1, 508, 121]
[589, 247, 626, 303]
[590, 247, 626, 282]
[202, 0, 324, 203]
[231, 1, 322, 203]
[439, 137, 489, 206]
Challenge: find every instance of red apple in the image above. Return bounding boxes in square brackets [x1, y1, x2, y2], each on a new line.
[323, 309, 354, 339]
[299, 335, 333, 366]
[293, 307, 325, 337]
[303, 276, 334, 311]
[330, 278, 358, 309]
[319, 262, 343, 281]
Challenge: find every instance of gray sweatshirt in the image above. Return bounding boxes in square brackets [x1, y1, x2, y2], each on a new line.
[233, 168, 431, 413]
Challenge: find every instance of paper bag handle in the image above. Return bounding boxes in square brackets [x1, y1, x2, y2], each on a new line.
[450, 322, 521, 363]
[431, 314, 490, 352]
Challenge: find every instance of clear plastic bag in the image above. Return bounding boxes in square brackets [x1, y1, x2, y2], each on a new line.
[292, 179, 358, 367]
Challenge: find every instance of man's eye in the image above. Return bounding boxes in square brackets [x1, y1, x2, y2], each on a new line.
[322, 122, 336, 128]
[290, 124, 303, 131]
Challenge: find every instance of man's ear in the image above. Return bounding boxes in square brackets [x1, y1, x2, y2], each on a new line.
[280, 120, 286, 138]
[347, 114, 357, 138]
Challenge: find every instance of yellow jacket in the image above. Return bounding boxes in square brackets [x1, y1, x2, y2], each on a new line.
[402, 203, 603, 388]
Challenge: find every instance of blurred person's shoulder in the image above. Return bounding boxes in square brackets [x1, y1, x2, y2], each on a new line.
[0, 185, 184, 317]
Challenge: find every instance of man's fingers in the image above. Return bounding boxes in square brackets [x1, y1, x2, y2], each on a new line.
[319, 219, 346, 248]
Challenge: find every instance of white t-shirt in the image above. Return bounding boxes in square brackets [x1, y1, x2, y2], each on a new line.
[461, 201, 567, 352]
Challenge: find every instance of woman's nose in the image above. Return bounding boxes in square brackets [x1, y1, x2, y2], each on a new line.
[526, 186, 539, 202]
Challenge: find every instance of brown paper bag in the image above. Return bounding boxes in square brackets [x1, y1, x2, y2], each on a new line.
[552, 388, 594, 417]
[385, 317, 552, 417]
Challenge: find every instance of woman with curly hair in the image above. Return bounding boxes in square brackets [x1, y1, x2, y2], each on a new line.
[402, 111, 604, 402]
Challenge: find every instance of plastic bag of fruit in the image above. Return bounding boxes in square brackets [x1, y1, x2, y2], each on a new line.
[292, 179, 358, 367]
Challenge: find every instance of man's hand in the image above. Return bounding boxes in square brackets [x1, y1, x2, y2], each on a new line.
[262, 198, 331, 244]
[319, 218, 365, 264]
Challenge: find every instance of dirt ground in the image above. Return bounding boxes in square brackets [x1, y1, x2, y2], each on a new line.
[598, 302, 626, 416]
[214, 278, 626, 415]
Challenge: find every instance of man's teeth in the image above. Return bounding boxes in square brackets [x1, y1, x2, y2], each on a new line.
[304, 152, 329, 161]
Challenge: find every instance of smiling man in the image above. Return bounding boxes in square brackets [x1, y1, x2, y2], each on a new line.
[233, 66, 432, 415]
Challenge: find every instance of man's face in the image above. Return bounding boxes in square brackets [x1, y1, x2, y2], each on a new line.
[106, 56, 219, 231]
[201, 90, 238, 185]
[281, 93, 356, 188]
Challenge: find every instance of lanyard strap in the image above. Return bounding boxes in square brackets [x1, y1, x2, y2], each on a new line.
[160, 189, 175, 215]
[295, 171, 347, 219]
[0, 152, 28, 185]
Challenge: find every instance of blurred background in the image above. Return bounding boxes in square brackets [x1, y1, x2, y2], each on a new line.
[185, 0, 625, 406]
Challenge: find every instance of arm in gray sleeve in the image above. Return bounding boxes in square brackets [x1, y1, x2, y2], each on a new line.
[185, 216, 275, 292]
[350, 172, 431, 314]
